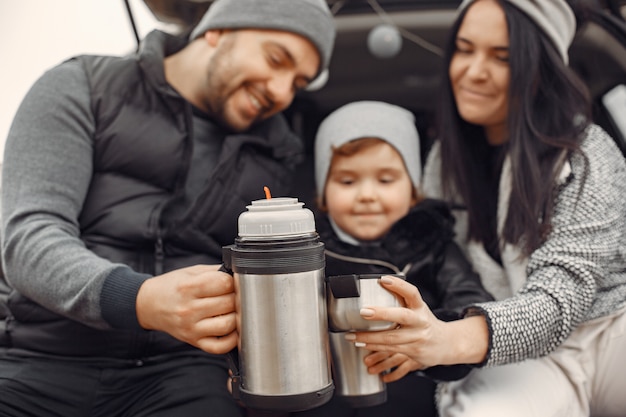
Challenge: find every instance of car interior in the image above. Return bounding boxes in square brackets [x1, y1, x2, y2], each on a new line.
[138, 0, 626, 208]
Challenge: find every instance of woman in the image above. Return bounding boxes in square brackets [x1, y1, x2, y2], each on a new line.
[345, 1, 626, 416]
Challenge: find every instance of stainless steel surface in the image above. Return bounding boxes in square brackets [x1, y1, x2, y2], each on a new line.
[329, 332, 385, 397]
[328, 277, 401, 331]
[236, 269, 332, 395]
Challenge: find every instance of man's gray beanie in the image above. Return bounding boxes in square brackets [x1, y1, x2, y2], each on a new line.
[189, 0, 336, 75]
[315, 101, 421, 199]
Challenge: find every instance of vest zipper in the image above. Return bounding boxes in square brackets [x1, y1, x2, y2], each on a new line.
[3, 315, 13, 348]
[154, 236, 164, 276]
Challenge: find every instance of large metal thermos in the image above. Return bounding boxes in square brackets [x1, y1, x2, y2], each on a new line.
[326, 274, 405, 407]
[222, 195, 333, 412]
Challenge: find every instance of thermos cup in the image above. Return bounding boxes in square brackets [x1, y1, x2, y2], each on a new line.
[222, 196, 333, 412]
[326, 273, 405, 407]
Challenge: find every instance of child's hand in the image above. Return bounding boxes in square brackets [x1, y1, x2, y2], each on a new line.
[364, 351, 421, 383]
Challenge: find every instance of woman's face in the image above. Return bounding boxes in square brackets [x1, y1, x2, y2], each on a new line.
[449, 0, 511, 144]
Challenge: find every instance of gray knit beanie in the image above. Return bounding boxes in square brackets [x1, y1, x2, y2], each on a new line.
[315, 101, 421, 200]
[189, 0, 336, 76]
[458, 0, 576, 64]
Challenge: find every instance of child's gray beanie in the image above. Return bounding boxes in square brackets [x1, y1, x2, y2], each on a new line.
[315, 101, 421, 199]
[189, 0, 336, 76]
[458, 0, 576, 64]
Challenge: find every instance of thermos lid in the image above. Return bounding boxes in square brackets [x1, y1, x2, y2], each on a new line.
[238, 197, 316, 238]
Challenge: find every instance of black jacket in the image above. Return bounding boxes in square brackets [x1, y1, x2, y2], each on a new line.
[319, 199, 494, 380]
[320, 199, 493, 315]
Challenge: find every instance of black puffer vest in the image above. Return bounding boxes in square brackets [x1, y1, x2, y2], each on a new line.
[1, 31, 304, 358]
[80, 31, 303, 274]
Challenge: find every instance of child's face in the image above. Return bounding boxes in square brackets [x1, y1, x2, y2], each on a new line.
[324, 141, 415, 241]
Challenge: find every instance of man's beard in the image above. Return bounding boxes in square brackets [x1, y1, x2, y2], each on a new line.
[202, 36, 264, 132]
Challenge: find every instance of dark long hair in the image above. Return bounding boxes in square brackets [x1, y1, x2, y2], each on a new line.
[437, 0, 591, 256]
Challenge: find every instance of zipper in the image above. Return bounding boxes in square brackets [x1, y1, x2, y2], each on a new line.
[324, 249, 403, 274]
[154, 235, 164, 276]
[149, 102, 194, 277]
[3, 315, 14, 347]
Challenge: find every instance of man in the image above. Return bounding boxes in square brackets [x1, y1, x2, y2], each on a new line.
[0, 0, 335, 415]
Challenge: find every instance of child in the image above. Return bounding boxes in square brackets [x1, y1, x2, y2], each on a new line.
[294, 101, 493, 417]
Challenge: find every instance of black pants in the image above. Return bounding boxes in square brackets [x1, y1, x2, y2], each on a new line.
[0, 351, 245, 417]
[289, 373, 438, 417]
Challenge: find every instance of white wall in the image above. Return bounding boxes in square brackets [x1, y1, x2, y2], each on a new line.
[0, 0, 173, 162]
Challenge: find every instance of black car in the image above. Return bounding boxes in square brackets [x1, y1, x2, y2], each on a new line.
[139, 0, 626, 207]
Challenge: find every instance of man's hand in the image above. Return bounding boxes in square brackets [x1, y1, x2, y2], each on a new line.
[136, 264, 237, 354]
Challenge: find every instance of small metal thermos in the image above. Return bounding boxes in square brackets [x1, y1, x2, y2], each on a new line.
[326, 274, 404, 408]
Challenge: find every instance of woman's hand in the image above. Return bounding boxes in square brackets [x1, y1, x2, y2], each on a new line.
[346, 276, 489, 368]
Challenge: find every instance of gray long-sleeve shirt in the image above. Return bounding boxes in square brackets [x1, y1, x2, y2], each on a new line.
[1, 60, 145, 330]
